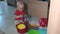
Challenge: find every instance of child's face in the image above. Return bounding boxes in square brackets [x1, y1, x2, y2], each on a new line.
[17, 2, 24, 11]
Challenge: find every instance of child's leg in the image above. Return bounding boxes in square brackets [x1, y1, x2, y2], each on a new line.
[15, 20, 23, 24]
[15, 20, 20, 25]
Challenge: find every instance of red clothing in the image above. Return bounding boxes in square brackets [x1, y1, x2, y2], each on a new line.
[15, 9, 26, 20]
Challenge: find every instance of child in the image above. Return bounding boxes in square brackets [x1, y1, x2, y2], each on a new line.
[15, 1, 28, 34]
[15, 1, 27, 25]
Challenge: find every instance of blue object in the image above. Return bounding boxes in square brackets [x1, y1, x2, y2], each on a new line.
[23, 17, 25, 22]
[38, 28, 47, 34]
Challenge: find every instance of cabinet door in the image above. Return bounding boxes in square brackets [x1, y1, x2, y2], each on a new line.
[7, 0, 16, 6]
[28, 1, 48, 18]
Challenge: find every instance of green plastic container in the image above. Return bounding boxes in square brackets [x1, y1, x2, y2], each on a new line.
[28, 29, 40, 34]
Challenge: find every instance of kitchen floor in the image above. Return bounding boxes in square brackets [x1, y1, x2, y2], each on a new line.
[0, 1, 19, 34]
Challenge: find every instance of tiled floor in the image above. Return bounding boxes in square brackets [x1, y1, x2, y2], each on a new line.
[0, 1, 18, 34]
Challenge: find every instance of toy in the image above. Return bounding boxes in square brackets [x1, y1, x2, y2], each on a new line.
[28, 29, 40, 34]
[31, 24, 40, 27]
[31, 24, 40, 30]
[27, 24, 31, 30]
[16, 22, 27, 34]
[39, 18, 48, 27]
[38, 28, 47, 34]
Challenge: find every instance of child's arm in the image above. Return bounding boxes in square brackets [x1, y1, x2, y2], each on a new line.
[15, 15, 20, 18]
[15, 15, 23, 18]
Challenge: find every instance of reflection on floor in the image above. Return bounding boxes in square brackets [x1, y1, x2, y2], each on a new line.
[0, 1, 19, 34]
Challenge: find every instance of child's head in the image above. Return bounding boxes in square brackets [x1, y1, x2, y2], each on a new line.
[17, 1, 24, 11]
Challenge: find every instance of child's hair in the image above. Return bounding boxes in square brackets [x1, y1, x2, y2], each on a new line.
[17, 1, 24, 7]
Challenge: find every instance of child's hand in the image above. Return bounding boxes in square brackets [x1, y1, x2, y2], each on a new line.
[15, 16, 20, 18]
[19, 15, 23, 17]
[15, 15, 23, 18]
[15, 15, 20, 18]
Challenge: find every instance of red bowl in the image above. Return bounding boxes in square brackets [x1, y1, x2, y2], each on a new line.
[16, 23, 27, 33]
[39, 18, 48, 27]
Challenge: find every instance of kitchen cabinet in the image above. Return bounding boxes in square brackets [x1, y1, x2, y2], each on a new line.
[0, 0, 4, 1]
[7, 0, 16, 6]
